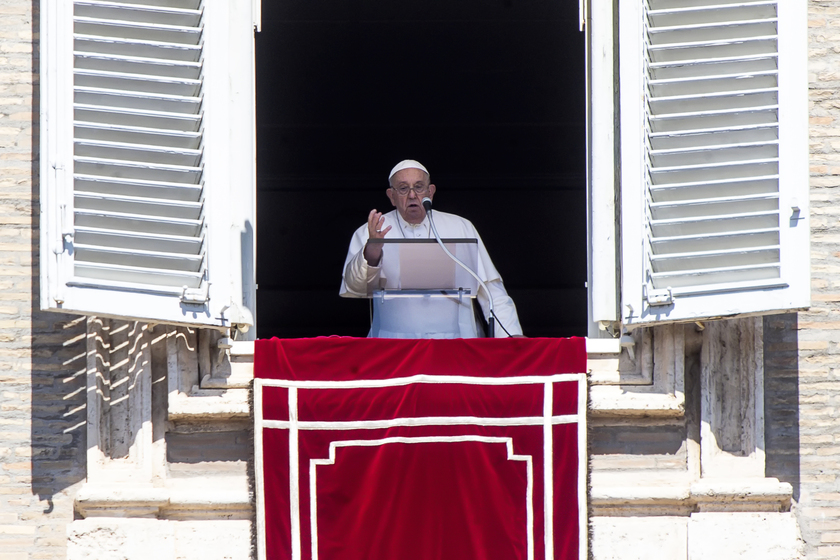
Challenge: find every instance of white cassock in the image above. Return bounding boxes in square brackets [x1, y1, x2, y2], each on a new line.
[340, 209, 523, 338]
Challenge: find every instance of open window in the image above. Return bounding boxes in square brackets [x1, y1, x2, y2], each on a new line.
[40, 0, 808, 339]
[254, 0, 589, 339]
[40, 0, 257, 330]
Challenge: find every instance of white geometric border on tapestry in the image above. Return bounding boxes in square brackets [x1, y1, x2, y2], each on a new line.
[255, 373, 587, 560]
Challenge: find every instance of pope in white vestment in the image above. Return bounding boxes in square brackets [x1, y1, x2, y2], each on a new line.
[340, 160, 523, 339]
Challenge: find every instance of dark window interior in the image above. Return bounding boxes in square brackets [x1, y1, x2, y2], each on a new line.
[255, 0, 587, 338]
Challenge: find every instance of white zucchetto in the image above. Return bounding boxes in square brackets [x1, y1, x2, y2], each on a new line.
[388, 160, 429, 180]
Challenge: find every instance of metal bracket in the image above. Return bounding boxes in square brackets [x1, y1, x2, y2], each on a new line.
[598, 321, 619, 338]
[644, 285, 673, 306]
[619, 332, 636, 361]
[181, 282, 210, 304]
[214, 335, 233, 368]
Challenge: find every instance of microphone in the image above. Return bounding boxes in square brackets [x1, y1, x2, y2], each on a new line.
[422, 197, 433, 212]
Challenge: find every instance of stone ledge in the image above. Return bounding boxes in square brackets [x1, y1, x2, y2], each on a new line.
[589, 385, 685, 417]
[590, 478, 792, 516]
[592, 485, 692, 505]
[75, 482, 252, 519]
[68, 517, 254, 560]
[690, 479, 793, 512]
[590, 513, 803, 560]
[168, 389, 250, 421]
[200, 361, 254, 389]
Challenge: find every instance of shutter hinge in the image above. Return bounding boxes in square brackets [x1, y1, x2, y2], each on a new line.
[644, 284, 673, 306]
[181, 282, 210, 305]
[218, 301, 254, 333]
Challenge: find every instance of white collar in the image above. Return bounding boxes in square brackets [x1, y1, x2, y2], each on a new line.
[394, 211, 429, 232]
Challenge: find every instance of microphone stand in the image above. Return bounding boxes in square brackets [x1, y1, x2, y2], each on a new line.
[423, 198, 495, 338]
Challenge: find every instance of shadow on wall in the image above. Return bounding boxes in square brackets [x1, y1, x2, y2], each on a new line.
[30, 1, 88, 516]
[763, 313, 801, 502]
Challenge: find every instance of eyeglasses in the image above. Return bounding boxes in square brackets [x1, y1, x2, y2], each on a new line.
[390, 184, 430, 196]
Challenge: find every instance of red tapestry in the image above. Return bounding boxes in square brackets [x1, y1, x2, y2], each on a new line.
[255, 337, 587, 560]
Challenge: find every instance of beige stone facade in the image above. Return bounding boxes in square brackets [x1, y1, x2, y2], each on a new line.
[1, 2, 88, 558]
[2, 0, 840, 558]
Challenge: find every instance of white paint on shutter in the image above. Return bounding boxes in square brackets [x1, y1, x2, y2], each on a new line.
[619, 0, 809, 327]
[40, 0, 257, 330]
[71, 0, 207, 294]
[588, 0, 619, 333]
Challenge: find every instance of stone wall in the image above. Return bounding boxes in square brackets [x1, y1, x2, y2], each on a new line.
[775, 2, 840, 557]
[0, 1, 88, 558]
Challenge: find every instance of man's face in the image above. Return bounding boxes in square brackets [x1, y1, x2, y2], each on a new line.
[387, 168, 436, 224]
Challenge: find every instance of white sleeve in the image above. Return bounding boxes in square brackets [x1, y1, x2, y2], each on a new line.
[476, 279, 523, 337]
[341, 249, 383, 297]
[340, 224, 384, 298]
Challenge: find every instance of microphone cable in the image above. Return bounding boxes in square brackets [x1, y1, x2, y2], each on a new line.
[423, 198, 513, 338]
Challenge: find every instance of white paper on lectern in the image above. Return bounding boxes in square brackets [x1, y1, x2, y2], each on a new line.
[371, 239, 479, 295]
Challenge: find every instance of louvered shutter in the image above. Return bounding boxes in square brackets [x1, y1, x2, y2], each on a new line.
[617, 0, 808, 328]
[41, 0, 257, 329]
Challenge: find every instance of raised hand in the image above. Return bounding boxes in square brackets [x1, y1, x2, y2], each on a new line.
[367, 209, 392, 239]
[363, 209, 391, 266]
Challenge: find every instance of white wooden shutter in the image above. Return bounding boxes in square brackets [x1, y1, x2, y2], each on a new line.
[618, 0, 808, 328]
[41, 0, 256, 329]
